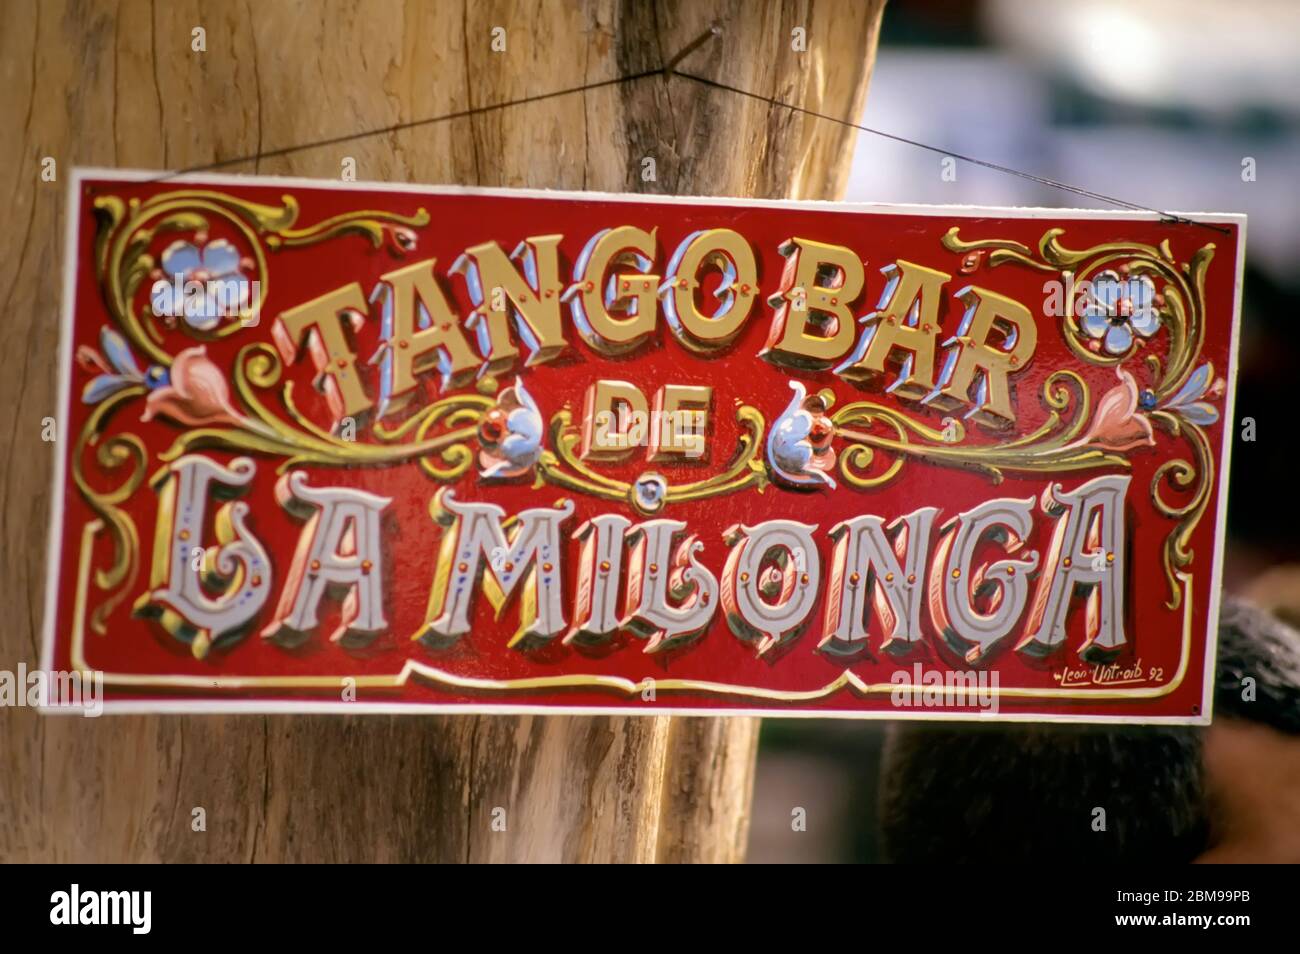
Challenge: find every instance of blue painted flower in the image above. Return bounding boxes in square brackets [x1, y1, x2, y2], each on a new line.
[1159, 362, 1223, 426]
[1079, 270, 1160, 356]
[767, 381, 837, 489]
[77, 326, 169, 404]
[156, 237, 252, 331]
[478, 376, 544, 478]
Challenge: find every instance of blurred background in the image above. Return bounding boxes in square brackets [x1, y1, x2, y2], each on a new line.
[747, 0, 1300, 863]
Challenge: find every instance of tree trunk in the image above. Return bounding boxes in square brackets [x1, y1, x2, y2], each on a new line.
[0, 0, 884, 863]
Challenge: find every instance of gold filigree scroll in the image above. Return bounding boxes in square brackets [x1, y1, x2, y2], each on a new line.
[942, 227, 1223, 608]
[1150, 409, 1215, 609]
[92, 189, 430, 366]
[155, 343, 492, 476]
[536, 405, 768, 515]
[832, 371, 1126, 488]
[72, 387, 149, 634]
[942, 226, 1213, 398]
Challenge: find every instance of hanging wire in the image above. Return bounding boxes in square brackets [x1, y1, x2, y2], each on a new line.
[147, 25, 1232, 236]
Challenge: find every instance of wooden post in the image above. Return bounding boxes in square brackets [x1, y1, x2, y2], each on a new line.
[0, 0, 884, 863]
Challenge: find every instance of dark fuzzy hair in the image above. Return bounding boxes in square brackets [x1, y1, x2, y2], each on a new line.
[1212, 597, 1300, 734]
[878, 596, 1300, 863]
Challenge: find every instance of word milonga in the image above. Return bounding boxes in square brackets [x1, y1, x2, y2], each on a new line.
[139, 454, 1130, 666]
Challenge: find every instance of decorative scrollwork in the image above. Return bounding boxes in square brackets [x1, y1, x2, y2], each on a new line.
[92, 189, 429, 366]
[71, 387, 149, 633]
[942, 226, 1213, 400]
[154, 343, 491, 474]
[1149, 409, 1216, 610]
[831, 371, 1127, 488]
[943, 227, 1223, 608]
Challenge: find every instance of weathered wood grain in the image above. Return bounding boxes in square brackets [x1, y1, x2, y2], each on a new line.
[0, 0, 883, 863]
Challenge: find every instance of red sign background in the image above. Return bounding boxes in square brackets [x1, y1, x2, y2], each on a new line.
[41, 171, 1244, 721]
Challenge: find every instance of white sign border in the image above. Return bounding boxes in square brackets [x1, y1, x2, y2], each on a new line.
[40, 167, 1248, 723]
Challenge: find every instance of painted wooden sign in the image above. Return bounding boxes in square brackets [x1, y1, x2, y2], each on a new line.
[41, 170, 1244, 721]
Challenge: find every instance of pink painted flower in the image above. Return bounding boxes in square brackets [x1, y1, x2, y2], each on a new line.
[1070, 367, 1155, 453]
[141, 345, 247, 428]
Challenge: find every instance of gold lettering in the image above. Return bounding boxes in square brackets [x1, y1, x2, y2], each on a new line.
[925, 285, 1036, 426]
[762, 238, 864, 369]
[272, 283, 372, 430]
[451, 235, 567, 372]
[837, 260, 949, 400]
[373, 259, 479, 415]
[660, 229, 757, 351]
[566, 226, 659, 354]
